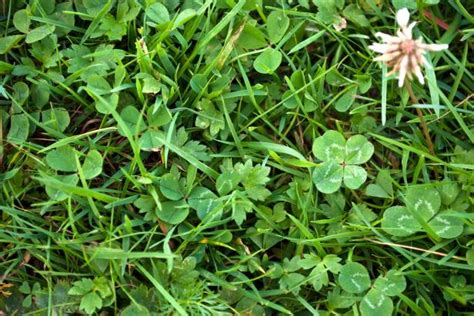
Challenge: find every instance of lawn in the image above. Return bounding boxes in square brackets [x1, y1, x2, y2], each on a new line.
[0, 0, 473, 315]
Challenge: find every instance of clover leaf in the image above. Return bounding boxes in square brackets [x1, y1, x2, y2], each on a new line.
[382, 186, 464, 239]
[338, 262, 371, 294]
[312, 131, 374, 193]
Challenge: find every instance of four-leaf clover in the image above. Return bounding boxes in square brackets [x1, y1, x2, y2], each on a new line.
[312, 131, 374, 194]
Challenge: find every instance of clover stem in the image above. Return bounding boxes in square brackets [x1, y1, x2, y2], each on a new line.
[405, 82, 438, 178]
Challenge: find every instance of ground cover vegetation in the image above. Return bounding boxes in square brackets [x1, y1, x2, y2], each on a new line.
[0, 0, 473, 315]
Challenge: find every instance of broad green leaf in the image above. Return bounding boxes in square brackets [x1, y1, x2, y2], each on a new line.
[82, 0, 109, 16]
[118, 106, 146, 136]
[345, 135, 374, 164]
[216, 172, 240, 195]
[406, 186, 441, 220]
[190, 73, 208, 93]
[45, 174, 79, 201]
[160, 174, 184, 201]
[95, 93, 119, 114]
[0, 35, 24, 54]
[173, 9, 196, 29]
[142, 76, 161, 94]
[323, 255, 342, 273]
[342, 4, 370, 27]
[328, 287, 357, 309]
[26, 25, 55, 44]
[87, 74, 112, 95]
[159, 200, 189, 224]
[80, 292, 102, 315]
[392, 0, 418, 9]
[13, 9, 31, 33]
[239, 162, 271, 201]
[366, 184, 391, 198]
[68, 279, 95, 296]
[312, 130, 346, 163]
[299, 253, 321, 269]
[313, 160, 343, 194]
[188, 186, 220, 219]
[139, 129, 164, 152]
[94, 277, 112, 298]
[428, 212, 464, 239]
[19, 281, 31, 294]
[467, 249, 474, 266]
[13, 81, 29, 106]
[374, 270, 407, 296]
[253, 48, 282, 74]
[46, 145, 77, 172]
[382, 206, 420, 237]
[83, 150, 103, 179]
[359, 289, 393, 316]
[279, 272, 305, 292]
[147, 102, 172, 127]
[312, 0, 338, 23]
[343, 165, 367, 190]
[267, 11, 290, 44]
[335, 85, 357, 112]
[237, 23, 267, 49]
[7, 114, 29, 144]
[438, 180, 459, 206]
[347, 204, 377, 225]
[338, 262, 371, 294]
[122, 304, 150, 316]
[366, 170, 393, 198]
[42, 108, 70, 132]
[31, 80, 50, 108]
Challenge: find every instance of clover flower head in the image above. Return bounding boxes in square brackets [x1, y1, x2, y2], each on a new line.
[369, 8, 448, 87]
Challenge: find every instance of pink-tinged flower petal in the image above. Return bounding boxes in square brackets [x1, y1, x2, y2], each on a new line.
[375, 32, 402, 43]
[398, 55, 409, 87]
[368, 43, 394, 53]
[374, 51, 401, 62]
[414, 64, 424, 84]
[396, 8, 410, 29]
[397, 29, 408, 41]
[404, 22, 417, 39]
[422, 43, 449, 51]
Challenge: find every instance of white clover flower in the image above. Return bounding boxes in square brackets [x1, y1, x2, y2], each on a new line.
[369, 8, 448, 87]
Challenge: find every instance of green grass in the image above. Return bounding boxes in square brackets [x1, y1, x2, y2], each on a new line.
[0, 0, 473, 315]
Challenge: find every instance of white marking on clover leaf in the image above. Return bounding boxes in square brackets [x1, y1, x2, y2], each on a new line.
[313, 161, 344, 194]
[382, 206, 421, 237]
[343, 165, 367, 190]
[406, 187, 441, 220]
[312, 130, 346, 163]
[428, 212, 464, 239]
[345, 135, 374, 164]
[359, 289, 394, 316]
[338, 262, 371, 294]
[374, 270, 407, 296]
